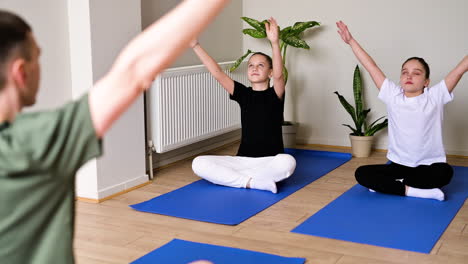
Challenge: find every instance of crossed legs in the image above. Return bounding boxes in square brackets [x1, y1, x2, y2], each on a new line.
[355, 162, 453, 201]
[192, 154, 296, 193]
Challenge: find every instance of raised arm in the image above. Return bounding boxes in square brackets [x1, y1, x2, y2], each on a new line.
[445, 55, 468, 93]
[265, 17, 285, 99]
[336, 21, 386, 89]
[89, 0, 230, 138]
[191, 39, 234, 95]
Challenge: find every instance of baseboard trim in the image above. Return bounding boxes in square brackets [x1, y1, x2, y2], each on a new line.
[446, 153, 468, 159]
[76, 181, 151, 203]
[299, 143, 468, 159]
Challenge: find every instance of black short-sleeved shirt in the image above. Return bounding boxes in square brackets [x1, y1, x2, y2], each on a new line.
[0, 94, 102, 263]
[230, 81, 284, 157]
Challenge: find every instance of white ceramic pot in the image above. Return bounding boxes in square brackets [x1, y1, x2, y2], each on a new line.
[349, 135, 374, 157]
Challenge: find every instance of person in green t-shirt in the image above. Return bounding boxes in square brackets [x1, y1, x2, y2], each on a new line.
[0, 1, 229, 263]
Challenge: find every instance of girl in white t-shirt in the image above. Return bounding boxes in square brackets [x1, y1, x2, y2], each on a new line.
[336, 21, 468, 201]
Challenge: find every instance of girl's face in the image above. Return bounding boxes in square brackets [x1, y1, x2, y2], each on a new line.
[399, 59, 429, 97]
[247, 54, 272, 84]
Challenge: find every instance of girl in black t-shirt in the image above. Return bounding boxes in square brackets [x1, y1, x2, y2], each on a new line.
[190, 17, 296, 193]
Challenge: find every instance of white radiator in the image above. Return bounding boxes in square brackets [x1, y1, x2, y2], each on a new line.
[148, 61, 248, 153]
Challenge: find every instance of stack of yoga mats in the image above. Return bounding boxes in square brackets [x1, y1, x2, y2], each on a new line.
[130, 148, 352, 225]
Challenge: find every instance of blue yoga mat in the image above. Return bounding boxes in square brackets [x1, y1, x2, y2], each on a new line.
[292, 165, 468, 253]
[131, 239, 305, 264]
[130, 149, 352, 225]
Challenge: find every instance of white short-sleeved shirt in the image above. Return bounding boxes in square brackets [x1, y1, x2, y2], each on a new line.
[378, 79, 453, 167]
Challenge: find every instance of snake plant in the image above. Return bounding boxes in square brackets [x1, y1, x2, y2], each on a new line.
[334, 65, 388, 136]
[229, 17, 320, 85]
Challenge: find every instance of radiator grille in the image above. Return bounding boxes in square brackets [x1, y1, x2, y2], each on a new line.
[148, 61, 248, 153]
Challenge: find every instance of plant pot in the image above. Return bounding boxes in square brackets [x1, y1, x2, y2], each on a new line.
[349, 135, 374, 157]
[282, 122, 298, 148]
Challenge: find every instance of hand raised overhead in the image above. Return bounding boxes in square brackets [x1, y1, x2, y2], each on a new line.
[336, 20, 353, 44]
[265, 17, 279, 44]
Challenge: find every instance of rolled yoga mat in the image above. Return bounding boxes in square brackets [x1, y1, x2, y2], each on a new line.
[291, 165, 468, 253]
[130, 149, 352, 225]
[131, 239, 305, 264]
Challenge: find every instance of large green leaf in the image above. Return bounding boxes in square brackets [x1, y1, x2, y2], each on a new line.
[291, 21, 320, 36]
[242, 28, 267, 38]
[280, 26, 293, 39]
[366, 116, 386, 130]
[241, 17, 266, 32]
[334, 91, 358, 129]
[356, 108, 370, 135]
[365, 118, 388, 136]
[353, 65, 363, 121]
[229, 49, 253, 72]
[282, 35, 310, 49]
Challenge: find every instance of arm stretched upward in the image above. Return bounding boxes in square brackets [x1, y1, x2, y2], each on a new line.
[191, 39, 235, 95]
[265, 17, 285, 99]
[445, 55, 468, 93]
[336, 21, 386, 90]
[89, 0, 230, 138]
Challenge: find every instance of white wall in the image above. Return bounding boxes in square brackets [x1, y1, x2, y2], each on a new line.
[89, 0, 147, 198]
[68, 0, 148, 199]
[243, 0, 468, 155]
[141, 0, 243, 67]
[67, 0, 99, 199]
[1, 0, 72, 110]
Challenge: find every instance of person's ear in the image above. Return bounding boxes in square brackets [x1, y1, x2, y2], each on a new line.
[424, 78, 430, 88]
[10, 58, 27, 88]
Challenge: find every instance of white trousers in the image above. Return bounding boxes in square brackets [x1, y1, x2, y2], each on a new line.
[192, 154, 296, 188]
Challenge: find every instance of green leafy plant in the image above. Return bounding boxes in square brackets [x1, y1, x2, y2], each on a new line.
[334, 65, 388, 136]
[229, 17, 320, 85]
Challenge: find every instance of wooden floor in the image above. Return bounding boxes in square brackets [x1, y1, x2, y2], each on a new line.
[74, 143, 468, 264]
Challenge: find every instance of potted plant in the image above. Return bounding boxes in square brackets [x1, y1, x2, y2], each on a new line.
[229, 17, 320, 148]
[334, 65, 388, 157]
